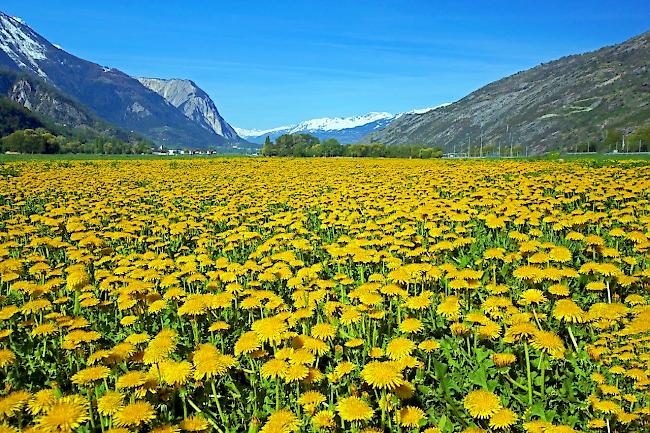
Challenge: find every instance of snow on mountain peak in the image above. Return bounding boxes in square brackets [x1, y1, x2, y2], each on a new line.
[235, 105, 450, 139]
[234, 126, 291, 137]
[236, 112, 396, 138]
[0, 12, 48, 78]
[289, 111, 395, 133]
[400, 103, 452, 116]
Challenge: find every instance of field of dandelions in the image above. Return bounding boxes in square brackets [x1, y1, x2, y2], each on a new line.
[0, 158, 648, 433]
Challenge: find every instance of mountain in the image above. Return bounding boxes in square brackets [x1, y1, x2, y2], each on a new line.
[137, 78, 242, 143]
[0, 12, 241, 149]
[363, 31, 650, 154]
[0, 67, 138, 141]
[236, 106, 446, 144]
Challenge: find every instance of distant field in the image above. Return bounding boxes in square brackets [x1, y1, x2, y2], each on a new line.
[2, 152, 650, 163]
[0, 153, 247, 162]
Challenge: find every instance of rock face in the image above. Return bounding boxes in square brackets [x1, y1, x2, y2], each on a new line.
[0, 67, 136, 141]
[0, 11, 242, 148]
[363, 31, 650, 154]
[137, 78, 240, 142]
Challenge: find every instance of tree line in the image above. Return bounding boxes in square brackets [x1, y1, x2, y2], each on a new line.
[260, 134, 443, 158]
[570, 126, 650, 153]
[1, 128, 151, 154]
[0, 95, 153, 155]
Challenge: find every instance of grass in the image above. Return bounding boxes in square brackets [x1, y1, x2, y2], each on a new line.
[0, 153, 253, 162]
[1, 151, 650, 163]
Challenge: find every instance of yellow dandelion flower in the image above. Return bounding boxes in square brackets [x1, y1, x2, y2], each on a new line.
[311, 410, 335, 429]
[397, 406, 425, 428]
[0, 350, 15, 368]
[491, 353, 516, 367]
[336, 396, 374, 422]
[284, 364, 309, 383]
[489, 408, 518, 429]
[0, 390, 30, 419]
[360, 361, 404, 390]
[71, 365, 110, 386]
[192, 344, 236, 380]
[179, 414, 210, 431]
[385, 337, 416, 360]
[234, 331, 261, 356]
[463, 389, 502, 419]
[158, 360, 193, 386]
[399, 318, 423, 333]
[530, 330, 566, 359]
[27, 388, 57, 415]
[261, 358, 288, 380]
[114, 400, 156, 427]
[37, 395, 89, 433]
[260, 409, 300, 433]
[97, 391, 124, 416]
[311, 323, 337, 340]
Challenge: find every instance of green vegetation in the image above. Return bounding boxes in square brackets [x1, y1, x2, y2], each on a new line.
[0, 93, 153, 155]
[0, 97, 46, 135]
[1, 128, 152, 155]
[261, 133, 443, 158]
[566, 125, 650, 153]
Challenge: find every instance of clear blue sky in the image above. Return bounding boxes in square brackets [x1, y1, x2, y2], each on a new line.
[3, 1, 649, 129]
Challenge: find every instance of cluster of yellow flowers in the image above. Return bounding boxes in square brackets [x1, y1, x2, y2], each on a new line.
[0, 158, 648, 433]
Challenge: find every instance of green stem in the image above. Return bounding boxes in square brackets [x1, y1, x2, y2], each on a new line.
[380, 388, 386, 429]
[524, 340, 533, 406]
[567, 325, 579, 352]
[211, 380, 226, 424]
[85, 388, 96, 430]
[539, 352, 545, 399]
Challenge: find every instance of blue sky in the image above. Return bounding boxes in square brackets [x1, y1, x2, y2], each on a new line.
[3, 1, 650, 129]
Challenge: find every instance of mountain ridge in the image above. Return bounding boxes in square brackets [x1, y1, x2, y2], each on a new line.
[0, 67, 140, 142]
[237, 105, 447, 144]
[137, 77, 243, 144]
[362, 31, 650, 154]
[0, 11, 242, 149]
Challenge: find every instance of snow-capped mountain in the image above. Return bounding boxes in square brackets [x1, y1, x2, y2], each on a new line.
[236, 105, 448, 144]
[137, 78, 241, 142]
[0, 11, 242, 148]
[0, 14, 49, 79]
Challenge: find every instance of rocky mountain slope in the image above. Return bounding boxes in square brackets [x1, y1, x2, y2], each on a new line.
[363, 31, 650, 154]
[237, 106, 446, 144]
[0, 12, 242, 148]
[137, 78, 241, 142]
[0, 68, 95, 128]
[0, 68, 136, 140]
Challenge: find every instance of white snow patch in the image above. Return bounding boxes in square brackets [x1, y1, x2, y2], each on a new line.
[53, 43, 62, 50]
[237, 112, 396, 137]
[396, 103, 451, 117]
[0, 14, 48, 78]
[11, 16, 24, 24]
[237, 104, 451, 137]
[235, 125, 292, 137]
[289, 112, 395, 132]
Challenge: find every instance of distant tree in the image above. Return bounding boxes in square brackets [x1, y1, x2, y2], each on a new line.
[321, 138, 344, 156]
[604, 128, 622, 152]
[1, 128, 61, 153]
[627, 126, 650, 152]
